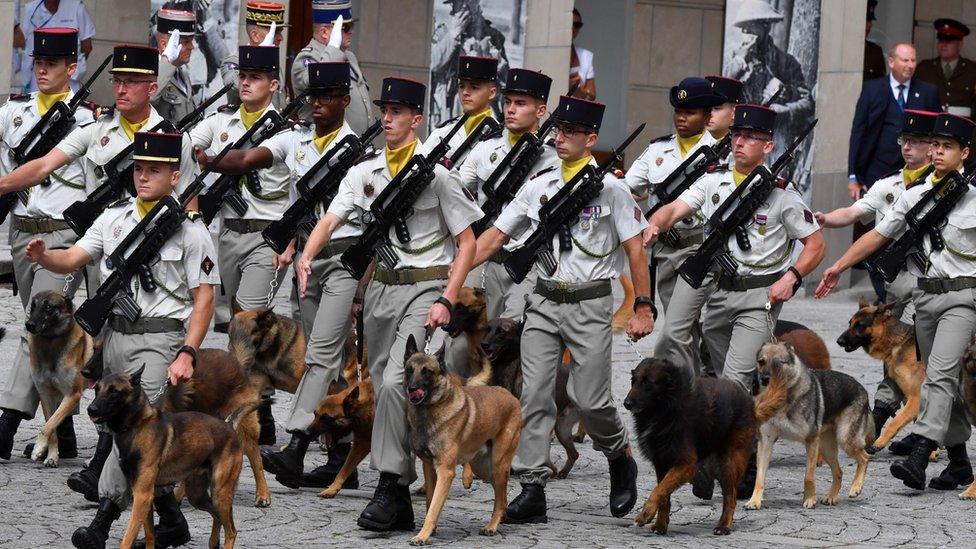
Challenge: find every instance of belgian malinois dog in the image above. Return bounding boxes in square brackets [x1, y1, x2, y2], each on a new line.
[89, 367, 249, 548]
[442, 287, 489, 378]
[838, 298, 926, 452]
[955, 336, 976, 499]
[228, 307, 307, 395]
[403, 334, 522, 545]
[25, 290, 94, 467]
[748, 342, 874, 511]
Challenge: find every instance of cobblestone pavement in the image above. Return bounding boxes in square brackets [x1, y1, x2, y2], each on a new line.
[0, 277, 973, 548]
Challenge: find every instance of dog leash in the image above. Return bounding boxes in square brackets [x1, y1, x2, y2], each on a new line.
[625, 335, 645, 360]
[265, 266, 281, 307]
[62, 272, 75, 294]
[423, 325, 435, 355]
[148, 379, 171, 407]
[764, 301, 776, 342]
[355, 307, 364, 382]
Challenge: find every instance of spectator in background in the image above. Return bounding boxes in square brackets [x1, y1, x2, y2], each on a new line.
[16, 0, 95, 92]
[914, 18, 976, 118]
[848, 42, 941, 199]
[569, 8, 595, 101]
[863, 0, 885, 81]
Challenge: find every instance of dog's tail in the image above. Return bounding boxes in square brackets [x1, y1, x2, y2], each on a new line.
[753, 377, 789, 423]
[465, 347, 493, 387]
[226, 399, 264, 430]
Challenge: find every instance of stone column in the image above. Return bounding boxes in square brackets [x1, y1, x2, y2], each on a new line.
[82, 0, 151, 105]
[523, 0, 574, 114]
[0, 0, 14, 99]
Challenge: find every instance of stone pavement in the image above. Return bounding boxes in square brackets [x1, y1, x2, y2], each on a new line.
[0, 277, 974, 548]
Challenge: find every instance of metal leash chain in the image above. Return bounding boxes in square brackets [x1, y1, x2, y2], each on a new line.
[62, 272, 75, 294]
[764, 301, 776, 342]
[148, 379, 171, 407]
[266, 267, 281, 307]
[423, 325, 435, 355]
[625, 336, 645, 360]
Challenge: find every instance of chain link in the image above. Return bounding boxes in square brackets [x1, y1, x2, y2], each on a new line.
[764, 301, 776, 342]
[62, 273, 74, 295]
[266, 267, 281, 307]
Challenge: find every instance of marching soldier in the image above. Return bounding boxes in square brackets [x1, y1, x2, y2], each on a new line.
[0, 42, 199, 501]
[206, 61, 365, 490]
[648, 104, 826, 498]
[220, 1, 288, 110]
[0, 26, 93, 463]
[299, 76, 482, 531]
[151, 8, 198, 126]
[457, 67, 556, 320]
[25, 131, 218, 549]
[474, 95, 652, 523]
[815, 109, 935, 441]
[915, 19, 976, 117]
[293, 0, 373, 134]
[626, 77, 724, 378]
[706, 75, 743, 144]
[425, 55, 501, 165]
[818, 113, 976, 493]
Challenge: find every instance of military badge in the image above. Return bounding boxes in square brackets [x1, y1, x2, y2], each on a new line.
[220, 132, 229, 143]
[490, 152, 497, 163]
[655, 157, 663, 167]
[540, 195, 548, 205]
[12, 117, 22, 128]
[94, 166, 104, 178]
[113, 225, 123, 239]
[362, 211, 374, 225]
[885, 192, 894, 204]
[100, 136, 110, 147]
[634, 206, 642, 222]
[711, 193, 720, 205]
[758, 225, 767, 235]
[364, 183, 374, 197]
[201, 256, 214, 275]
[804, 210, 814, 223]
[296, 149, 305, 162]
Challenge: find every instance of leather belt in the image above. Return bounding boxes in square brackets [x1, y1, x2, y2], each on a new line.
[318, 237, 356, 260]
[535, 279, 612, 303]
[224, 218, 273, 234]
[108, 315, 185, 335]
[11, 215, 71, 234]
[917, 277, 976, 294]
[489, 249, 511, 264]
[716, 271, 784, 292]
[372, 265, 450, 285]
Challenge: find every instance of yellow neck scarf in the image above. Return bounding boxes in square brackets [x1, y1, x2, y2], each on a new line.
[732, 168, 749, 187]
[135, 198, 159, 219]
[120, 115, 150, 141]
[314, 126, 341, 154]
[903, 163, 931, 188]
[37, 91, 69, 117]
[464, 108, 493, 136]
[562, 155, 592, 183]
[676, 131, 704, 158]
[385, 139, 418, 179]
[507, 130, 523, 149]
[239, 105, 269, 130]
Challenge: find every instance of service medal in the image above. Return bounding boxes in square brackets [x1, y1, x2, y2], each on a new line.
[490, 152, 497, 163]
[885, 192, 894, 204]
[364, 183, 374, 197]
[100, 136, 110, 147]
[220, 132, 229, 143]
[711, 193, 720, 205]
[12, 117, 22, 128]
[540, 195, 548, 205]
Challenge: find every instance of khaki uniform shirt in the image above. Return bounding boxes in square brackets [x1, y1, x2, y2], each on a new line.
[292, 40, 372, 133]
[76, 198, 221, 321]
[423, 114, 500, 166]
[0, 91, 93, 218]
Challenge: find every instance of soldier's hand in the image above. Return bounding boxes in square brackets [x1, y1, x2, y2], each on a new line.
[642, 225, 660, 246]
[273, 249, 294, 270]
[627, 309, 654, 342]
[814, 211, 826, 226]
[426, 301, 451, 329]
[815, 265, 841, 299]
[768, 272, 797, 304]
[847, 180, 865, 200]
[194, 147, 209, 169]
[168, 353, 194, 386]
[296, 257, 312, 298]
[25, 238, 46, 263]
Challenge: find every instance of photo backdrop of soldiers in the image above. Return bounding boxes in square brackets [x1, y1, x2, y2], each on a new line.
[723, 0, 819, 198]
[149, 0, 240, 106]
[428, 0, 526, 128]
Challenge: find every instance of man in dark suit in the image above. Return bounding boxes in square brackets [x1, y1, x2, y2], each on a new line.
[849, 42, 942, 199]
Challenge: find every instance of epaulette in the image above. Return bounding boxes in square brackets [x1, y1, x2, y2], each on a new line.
[293, 120, 312, 129]
[877, 166, 901, 180]
[187, 211, 203, 222]
[98, 106, 115, 118]
[437, 116, 459, 130]
[481, 124, 503, 141]
[613, 168, 625, 179]
[529, 165, 557, 180]
[649, 133, 672, 144]
[106, 197, 130, 208]
[8, 93, 29, 102]
[775, 177, 790, 190]
[707, 162, 729, 173]
[218, 103, 239, 113]
[356, 147, 381, 164]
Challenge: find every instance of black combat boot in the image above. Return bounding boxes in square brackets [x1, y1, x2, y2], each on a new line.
[0, 408, 28, 460]
[889, 433, 921, 456]
[692, 462, 715, 500]
[261, 431, 312, 488]
[890, 434, 938, 490]
[503, 484, 547, 524]
[71, 498, 121, 549]
[928, 443, 974, 490]
[357, 472, 413, 531]
[737, 451, 758, 500]
[25, 415, 79, 460]
[132, 492, 190, 548]
[607, 451, 638, 517]
[871, 403, 896, 437]
[67, 431, 113, 502]
[257, 397, 276, 446]
[300, 442, 359, 489]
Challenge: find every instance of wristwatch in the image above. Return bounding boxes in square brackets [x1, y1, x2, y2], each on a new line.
[787, 266, 803, 294]
[176, 345, 197, 367]
[634, 295, 658, 320]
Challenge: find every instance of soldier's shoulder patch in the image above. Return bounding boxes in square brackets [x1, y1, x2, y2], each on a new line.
[649, 133, 672, 144]
[8, 93, 29, 102]
[201, 255, 215, 275]
[436, 116, 459, 130]
[481, 124, 503, 141]
[217, 103, 238, 113]
[613, 168, 625, 179]
[706, 163, 729, 173]
[804, 209, 814, 223]
[106, 198, 130, 209]
[98, 106, 115, 118]
[530, 165, 557, 180]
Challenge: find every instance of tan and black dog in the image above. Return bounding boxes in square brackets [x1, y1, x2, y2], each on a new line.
[403, 334, 522, 545]
[89, 367, 248, 549]
[442, 287, 489, 378]
[624, 358, 756, 536]
[228, 307, 307, 395]
[25, 290, 93, 467]
[956, 338, 976, 499]
[838, 298, 926, 453]
[748, 342, 873, 511]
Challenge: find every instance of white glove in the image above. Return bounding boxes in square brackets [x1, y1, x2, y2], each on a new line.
[162, 29, 182, 62]
[328, 15, 343, 48]
[260, 21, 276, 46]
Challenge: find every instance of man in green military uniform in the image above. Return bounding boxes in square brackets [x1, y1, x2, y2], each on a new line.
[915, 18, 976, 118]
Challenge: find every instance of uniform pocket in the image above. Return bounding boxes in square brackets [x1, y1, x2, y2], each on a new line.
[945, 213, 976, 256]
[572, 204, 615, 256]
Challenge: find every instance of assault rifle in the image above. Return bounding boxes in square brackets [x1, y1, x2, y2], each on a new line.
[62, 84, 231, 236]
[197, 92, 306, 224]
[503, 123, 646, 284]
[676, 119, 818, 289]
[340, 114, 471, 279]
[865, 168, 974, 282]
[471, 116, 556, 236]
[445, 116, 500, 168]
[262, 120, 383, 254]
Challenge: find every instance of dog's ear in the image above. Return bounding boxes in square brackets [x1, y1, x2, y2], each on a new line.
[858, 296, 870, 309]
[130, 364, 146, 388]
[346, 384, 361, 404]
[256, 307, 276, 325]
[404, 334, 419, 362]
[435, 346, 448, 374]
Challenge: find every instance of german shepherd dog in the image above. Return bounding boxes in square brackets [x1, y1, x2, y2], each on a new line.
[624, 358, 756, 536]
[838, 298, 926, 452]
[480, 317, 581, 478]
[229, 307, 307, 396]
[747, 342, 874, 510]
[443, 287, 489, 378]
[775, 320, 831, 371]
[956, 338, 976, 499]
[89, 367, 249, 548]
[25, 290, 94, 467]
[403, 334, 522, 545]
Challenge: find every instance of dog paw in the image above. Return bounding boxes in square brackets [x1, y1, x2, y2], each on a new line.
[650, 522, 668, 535]
[318, 487, 340, 499]
[713, 526, 731, 536]
[552, 471, 568, 480]
[30, 447, 46, 462]
[820, 495, 837, 506]
[254, 496, 271, 508]
[802, 497, 817, 509]
[480, 526, 497, 536]
[634, 512, 650, 527]
[847, 488, 862, 499]
[959, 489, 976, 500]
[744, 499, 762, 510]
[409, 535, 429, 546]
[866, 445, 882, 455]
